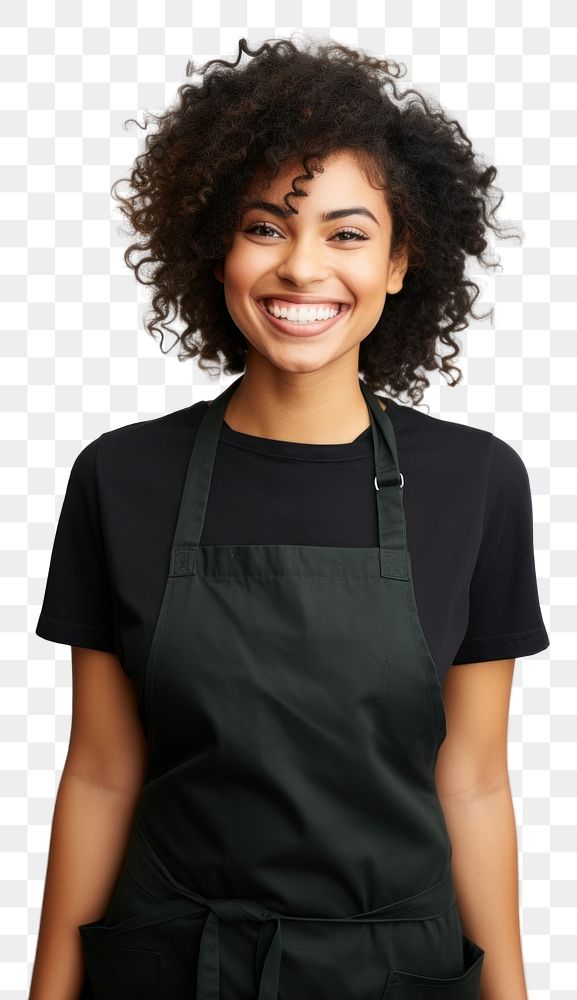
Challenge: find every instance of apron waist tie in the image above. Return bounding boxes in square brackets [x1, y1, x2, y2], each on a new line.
[126, 822, 456, 1000]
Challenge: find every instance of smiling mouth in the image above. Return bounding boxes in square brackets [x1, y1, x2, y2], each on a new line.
[261, 299, 346, 322]
[256, 299, 351, 336]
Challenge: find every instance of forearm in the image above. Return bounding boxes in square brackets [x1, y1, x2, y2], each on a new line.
[29, 770, 141, 1000]
[439, 780, 528, 1000]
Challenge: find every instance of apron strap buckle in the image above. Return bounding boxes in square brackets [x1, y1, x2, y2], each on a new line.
[374, 471, 404, 490]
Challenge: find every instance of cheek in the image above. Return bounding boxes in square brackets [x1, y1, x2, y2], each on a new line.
[224, 240, 265, 284]
[343, 254, 387, 294]
[357, 260, 387, 291]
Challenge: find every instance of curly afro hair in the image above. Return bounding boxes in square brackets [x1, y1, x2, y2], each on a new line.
[111, 33, 520, 405]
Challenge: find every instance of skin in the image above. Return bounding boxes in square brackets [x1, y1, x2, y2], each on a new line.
[437, 659, 528, 999]
[29, 648, 149, 999]
[30, 150, 527, 998]
[213, 149, 408, 443]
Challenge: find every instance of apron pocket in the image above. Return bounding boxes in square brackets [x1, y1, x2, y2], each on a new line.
[78, 891, 208, 998]
[78, 919, 162, 1000]
[381, 934, 485, 999]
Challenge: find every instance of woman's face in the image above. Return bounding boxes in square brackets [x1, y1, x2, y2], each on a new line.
[214, 149, 408, 377]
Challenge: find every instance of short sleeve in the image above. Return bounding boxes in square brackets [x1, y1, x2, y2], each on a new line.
[35, 437, 117, 653]
[452, 435, 550, 665]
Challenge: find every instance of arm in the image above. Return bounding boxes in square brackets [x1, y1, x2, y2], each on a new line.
[29, 647, 149, 1000]
[435, 658, 528, 1000]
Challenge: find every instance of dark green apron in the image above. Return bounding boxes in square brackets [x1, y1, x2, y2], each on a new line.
[79, 374, 485, 999]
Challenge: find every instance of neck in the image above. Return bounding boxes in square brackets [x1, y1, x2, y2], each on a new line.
[219, 364, 385, 445]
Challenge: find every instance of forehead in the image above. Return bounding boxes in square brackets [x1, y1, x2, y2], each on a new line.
[243, 149, 383, 203]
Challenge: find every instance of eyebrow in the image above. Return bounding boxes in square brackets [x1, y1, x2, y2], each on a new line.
[241, 199, 380, 227]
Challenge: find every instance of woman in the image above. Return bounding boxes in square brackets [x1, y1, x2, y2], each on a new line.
[31, 36, 549, 1000]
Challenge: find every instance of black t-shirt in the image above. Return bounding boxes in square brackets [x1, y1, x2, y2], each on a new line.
[35, 394, 550, 690]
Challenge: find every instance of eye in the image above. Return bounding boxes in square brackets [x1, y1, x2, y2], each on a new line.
[332, 227, 369, 242]
[244, 222, 281, 238]
[243, 223, 369, 242]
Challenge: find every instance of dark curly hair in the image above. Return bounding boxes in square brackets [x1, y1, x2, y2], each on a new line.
[111, 33, 520, 405]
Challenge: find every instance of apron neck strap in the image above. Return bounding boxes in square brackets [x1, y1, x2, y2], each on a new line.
[169, 374, 409, 581]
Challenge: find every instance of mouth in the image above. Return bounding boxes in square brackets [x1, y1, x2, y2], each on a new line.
[255, 299, 351, 338]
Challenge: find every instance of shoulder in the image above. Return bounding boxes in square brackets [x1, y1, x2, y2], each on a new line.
[382, 398, 532, 506]
[383, 396, 494, 466]
[385, 396, 525, 461]
[96, 400, 206, 450]
[66, 401, 208, 490]
[385, 396, 488, 441]
[75, 400, 206, 466]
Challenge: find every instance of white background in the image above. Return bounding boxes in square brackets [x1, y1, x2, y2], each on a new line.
[2, 1, 575, 996]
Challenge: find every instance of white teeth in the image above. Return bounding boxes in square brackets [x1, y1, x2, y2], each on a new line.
[265, 302, 341, 323]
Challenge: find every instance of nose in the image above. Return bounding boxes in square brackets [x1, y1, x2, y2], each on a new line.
[275, 235, 331, 285]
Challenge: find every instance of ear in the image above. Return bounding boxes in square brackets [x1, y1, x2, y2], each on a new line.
[213, 261, 224, 283]
[386, 244, 409, 295]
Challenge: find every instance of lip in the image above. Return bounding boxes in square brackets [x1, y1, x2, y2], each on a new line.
[256, 300, 351, 338]
[258, 295, 348, 305]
